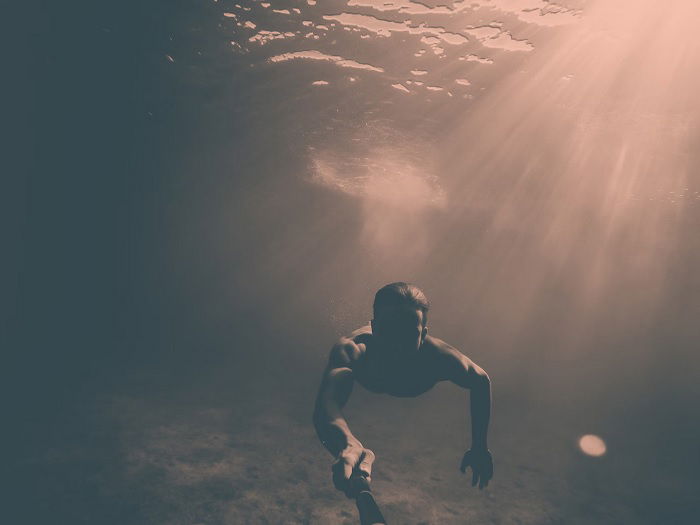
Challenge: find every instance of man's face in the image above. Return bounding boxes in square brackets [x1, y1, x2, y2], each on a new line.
[371, 305, 427, 355]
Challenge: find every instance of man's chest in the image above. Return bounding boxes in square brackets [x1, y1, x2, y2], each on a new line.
[353, 350, 439, 398]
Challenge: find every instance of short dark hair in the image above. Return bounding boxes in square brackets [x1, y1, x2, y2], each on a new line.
[373, 282, 430, 325]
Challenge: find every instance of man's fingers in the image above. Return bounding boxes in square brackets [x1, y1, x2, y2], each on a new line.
[358, 449, 375, 478]
[472, 470, 479, 487]
[331, 446, 377, 498]
[475, 462, 492, 489]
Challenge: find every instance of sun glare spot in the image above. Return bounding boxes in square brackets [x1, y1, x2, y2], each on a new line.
[578, 434, 606, 457]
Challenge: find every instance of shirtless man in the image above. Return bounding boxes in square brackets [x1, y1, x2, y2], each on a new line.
[313, 282, 493, 499]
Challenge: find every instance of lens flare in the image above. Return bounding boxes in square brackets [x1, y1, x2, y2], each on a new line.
[578, 434, 607, 457]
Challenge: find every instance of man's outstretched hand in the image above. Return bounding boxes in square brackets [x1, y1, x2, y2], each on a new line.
[332, 440, 375, 498]
[460, 448, 493, 489]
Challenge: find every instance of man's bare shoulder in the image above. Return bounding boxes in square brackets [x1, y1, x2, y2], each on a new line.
[422, 335, 472, 375]
[423, 334, 462, 358]
[328, 325, 371, 370]
[423, 335, 488, 386]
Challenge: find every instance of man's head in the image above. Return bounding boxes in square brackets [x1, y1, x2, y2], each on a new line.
[371, 282, 429, 354]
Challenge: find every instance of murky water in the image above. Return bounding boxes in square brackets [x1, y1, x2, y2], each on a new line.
[16, 0, 700, 523]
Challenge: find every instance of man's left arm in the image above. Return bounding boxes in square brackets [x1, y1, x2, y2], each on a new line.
[432, 338, 493, 489]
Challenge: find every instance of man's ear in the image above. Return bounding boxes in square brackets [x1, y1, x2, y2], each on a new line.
[422, 325, 428, 339]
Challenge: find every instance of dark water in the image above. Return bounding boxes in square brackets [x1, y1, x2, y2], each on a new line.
[13, 0, 700, 523]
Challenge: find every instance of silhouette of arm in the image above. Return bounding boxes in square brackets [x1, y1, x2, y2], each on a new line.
[313, 341, 376, 495]
[431, 338, 493, 488]
[445, 350, 491, 451]
[312, 342, 359, 457]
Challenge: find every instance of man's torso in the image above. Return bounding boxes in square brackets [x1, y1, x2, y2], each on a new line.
[338, 325, 449, 397]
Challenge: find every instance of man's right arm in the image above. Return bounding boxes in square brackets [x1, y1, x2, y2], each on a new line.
[312, 340, 375, 494]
